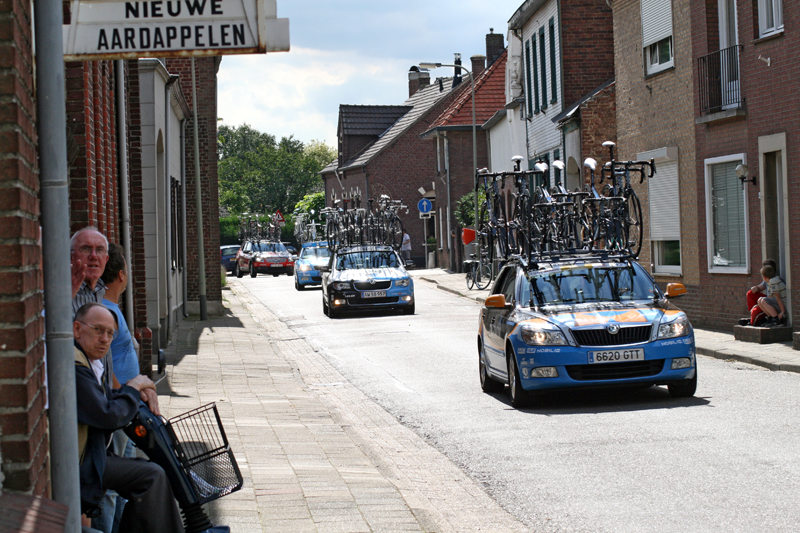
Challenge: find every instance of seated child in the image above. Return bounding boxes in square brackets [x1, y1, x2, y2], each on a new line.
[757, 264, 787, 327]
[740, 259, 777, 326]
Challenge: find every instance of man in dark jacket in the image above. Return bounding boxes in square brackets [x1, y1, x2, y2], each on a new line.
[74, 302, 185, 532]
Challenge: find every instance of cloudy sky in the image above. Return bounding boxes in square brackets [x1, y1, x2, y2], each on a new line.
[217, 1, 524, 149]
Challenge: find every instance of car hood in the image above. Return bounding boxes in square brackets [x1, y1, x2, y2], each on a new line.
[255, 251, 290, 258]
[331, 267, 408, 282]
[298, 258, 330, 267]
[517, 301, 683, 328]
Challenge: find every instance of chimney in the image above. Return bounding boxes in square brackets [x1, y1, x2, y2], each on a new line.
[408, 66, 431, 97]
[486, 28, 505, 67]
[452, 53, 463, 88]
[471, 55, 486, 79]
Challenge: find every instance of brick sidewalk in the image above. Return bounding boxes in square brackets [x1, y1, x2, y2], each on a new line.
[157, 280, 529, 533]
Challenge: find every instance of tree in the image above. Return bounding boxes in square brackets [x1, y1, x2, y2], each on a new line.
[217, 124, 335, 217]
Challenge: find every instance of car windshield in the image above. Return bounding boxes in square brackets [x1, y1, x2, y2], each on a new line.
[253, 242, 286, 253]
[522, 263, 656, 306]
[336, 251, 399, 270]
[221, 246, 239, 256]
[301, 247, 330, 259]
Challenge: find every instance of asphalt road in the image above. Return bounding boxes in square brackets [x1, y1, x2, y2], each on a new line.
[240, 271, 800, 533]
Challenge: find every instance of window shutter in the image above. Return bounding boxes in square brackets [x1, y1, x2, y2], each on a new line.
[641, 0, 673, 48]
[648, 159, 680, 241]
[710, 161, 746, 267]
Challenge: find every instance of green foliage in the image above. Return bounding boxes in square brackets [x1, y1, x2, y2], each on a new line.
[217, 124, 336, 218]
[219, 215, 240, 245]
[455, 190, 486, 227]
[220, 265, 228, 287]
[293, 192, 326, 216]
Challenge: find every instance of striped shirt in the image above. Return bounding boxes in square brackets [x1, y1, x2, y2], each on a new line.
[72, 279, 107, 317]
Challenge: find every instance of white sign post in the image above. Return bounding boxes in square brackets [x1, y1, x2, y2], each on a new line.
[63, 0, 289, 60]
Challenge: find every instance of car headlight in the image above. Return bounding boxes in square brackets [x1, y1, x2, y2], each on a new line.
[299, 264, 312, 271]
[658, 314, 690, 339]
[333, 282, 351, 290]
[520, 324, 567, 346]
[395, 278, 411, 287]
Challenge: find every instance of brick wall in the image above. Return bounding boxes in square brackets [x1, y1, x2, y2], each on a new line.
[690, 0, 800, 330]
[0, 0, 49, 495]
[561, 0, 615, 106]
[613, 0, 702, 322]
[65, 60, 120, 242]
[165, 58, 222, 308]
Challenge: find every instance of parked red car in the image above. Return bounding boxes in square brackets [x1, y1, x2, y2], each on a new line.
[234, 241, 294, 278]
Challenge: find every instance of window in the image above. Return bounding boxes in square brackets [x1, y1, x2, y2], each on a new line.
[549, 18, 558, 104]
[642, 150, 680, 274]
[705, 155, 749, 273]
[531, 38, 540, 114]
[758, 0, 783, 37]
[641, 0, 674, 75]
[525, 41, 533, 117]
[539, 28, 547, 111]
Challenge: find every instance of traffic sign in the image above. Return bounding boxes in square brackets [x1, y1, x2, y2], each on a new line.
[275, 210, 285, 226]
[417, 198, 433, 214]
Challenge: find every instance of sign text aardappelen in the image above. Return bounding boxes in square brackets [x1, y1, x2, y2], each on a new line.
[63, 0, 289, 61]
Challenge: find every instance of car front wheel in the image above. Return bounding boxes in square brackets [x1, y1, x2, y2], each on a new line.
[250, 267, 257, 278]
[507, 348, 529, 408]
[668, 370, 697, 398]
[235, 263, 243, 278]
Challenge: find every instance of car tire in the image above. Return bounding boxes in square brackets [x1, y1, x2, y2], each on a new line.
[250, 267, 257, 278]
[507, 348, 529, 408]
[479, 342, 504, 393]
[272, 274, 279, 277]
[295, 279, 304, 291]
[402, 303, 415, 315]
[668, 370, 697, 398]
[322, 296, 329, 316]
[235, 263, 243, 278]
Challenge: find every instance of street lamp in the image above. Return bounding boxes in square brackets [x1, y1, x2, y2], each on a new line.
[419, 58, 478, 272]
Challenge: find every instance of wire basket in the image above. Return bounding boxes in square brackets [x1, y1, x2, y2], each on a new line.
[166, 403, 243, 505]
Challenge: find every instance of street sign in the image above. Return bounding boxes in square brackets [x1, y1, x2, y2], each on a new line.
[419, 213, 431, 219]
[63, 0, 289, 61]
[275, 210, 285, 226]
[417, 198, 433, 214]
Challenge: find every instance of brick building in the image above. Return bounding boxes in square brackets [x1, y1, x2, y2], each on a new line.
[0, 0, 222, 505]
[510, 0, 615, 183]
[689, 0, 797, 331]
[421, 48, 507, 270]
[608, 0, 699, 317]
[321, 69, 461, 267]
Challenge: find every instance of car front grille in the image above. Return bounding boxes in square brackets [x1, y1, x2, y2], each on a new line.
[353, 280, 392, 290]
[350, 296, 399, 305]
[571, 325, 652, 346]
[565, 360, 664, 381]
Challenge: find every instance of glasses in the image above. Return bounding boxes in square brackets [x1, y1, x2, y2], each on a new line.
[78, 321, 116, 339]
[74, 245, 108, 256]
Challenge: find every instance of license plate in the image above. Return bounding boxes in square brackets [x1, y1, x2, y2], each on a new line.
[588, 348, 644, 364]
[269, 263, 282, 267]
[361, 291, 386, 298]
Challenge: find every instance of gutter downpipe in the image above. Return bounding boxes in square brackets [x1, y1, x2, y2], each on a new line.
[181, 119, 188, 317]
[116, 60, 134, 334]
[164, 74, 179, 337]
[35, 0, 81, 528]
[191, 57, 208, 320]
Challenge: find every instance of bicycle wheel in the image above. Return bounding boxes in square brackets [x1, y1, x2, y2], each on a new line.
[625, 192, 643, 258]
[465, 265, 476, 290]
[388, 218, 404, 249]
[475, 255, 493, 290]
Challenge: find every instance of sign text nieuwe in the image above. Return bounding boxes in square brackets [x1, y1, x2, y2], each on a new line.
[63, 0, 289, 61]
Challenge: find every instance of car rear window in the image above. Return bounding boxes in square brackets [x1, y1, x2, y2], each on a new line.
[221, 246, 240, 255]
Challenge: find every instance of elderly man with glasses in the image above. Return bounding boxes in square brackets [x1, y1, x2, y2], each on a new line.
[74, 302, 185, 533]
[71, 226, 111, 316]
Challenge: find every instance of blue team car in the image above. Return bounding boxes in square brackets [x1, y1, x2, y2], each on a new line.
[478, 257, 697, 407]
[319, 245, 415, 318]
[294, 241, 331, 290]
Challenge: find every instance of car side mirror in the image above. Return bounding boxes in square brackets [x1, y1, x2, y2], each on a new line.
[665, 283, 687, 298]
[485, 294, 510, 309]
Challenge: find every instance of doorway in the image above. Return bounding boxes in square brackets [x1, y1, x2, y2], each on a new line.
[717, 0, 740, 109]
